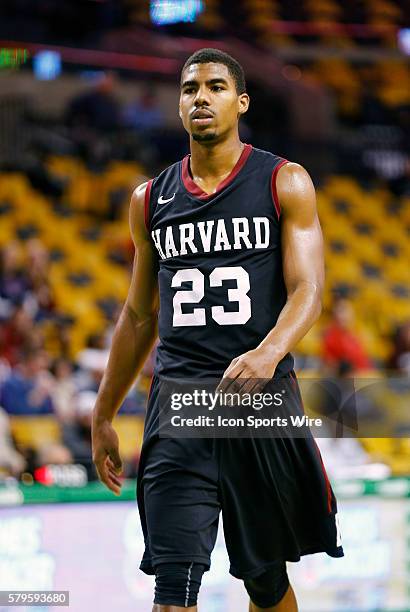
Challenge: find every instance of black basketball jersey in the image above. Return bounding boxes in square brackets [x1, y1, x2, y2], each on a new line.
[145, 144, 294, 378]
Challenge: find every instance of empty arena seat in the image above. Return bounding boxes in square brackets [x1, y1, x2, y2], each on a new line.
[113, 416, 145, 461]
[10, 416, 61, 450]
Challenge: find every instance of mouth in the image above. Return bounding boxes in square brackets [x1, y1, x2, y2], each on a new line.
[191, 109, 214, 126]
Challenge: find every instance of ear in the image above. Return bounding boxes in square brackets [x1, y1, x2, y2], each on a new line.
[238, 92, 250, 117]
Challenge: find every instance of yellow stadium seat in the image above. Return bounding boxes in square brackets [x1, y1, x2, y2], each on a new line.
[0, 173, 31, 202]
[325, 255, 362, 284]
[10, 416, 61, 450]
[113, 416, 145, 460]
[0, 219, 15, 246]
[295, 328, 322, 357]
[383, 259, 410, 284]
[350, 236, 383, 265]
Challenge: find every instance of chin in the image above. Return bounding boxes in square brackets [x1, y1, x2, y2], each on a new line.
[192, 131, 218, 143]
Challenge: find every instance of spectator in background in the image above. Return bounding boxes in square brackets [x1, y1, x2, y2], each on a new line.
[66, 72, 121, 169]
[0, 348, 54, 415]
[0, 243, 29, 316]
[21, 240, 56, 322]
[62, 390, 97, 480]
[66, 72, 120, 132]
[26, 239, 50, 290]
[0, 407, 26, 478]
[386, 322, 410, 375]
[120, 87, 164, 170]
[53, 321, 74, 361]
[50, 357, 77, 424]
[31, 283, 56, 323]
[122, 87, 164, 134]
[0, 303, 33, 367]
[36, 443, 73, 471]
[75, 333, 109, 392]
[322, 297, 372, 373]
[0, 356, 10, 386]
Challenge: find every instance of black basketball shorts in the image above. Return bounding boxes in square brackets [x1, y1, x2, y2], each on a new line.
[137, 371, 344, 580]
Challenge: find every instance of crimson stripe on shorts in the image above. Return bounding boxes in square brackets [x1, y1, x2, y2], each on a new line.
[289, 370, 305, 414]
[314, 439, 332, 514]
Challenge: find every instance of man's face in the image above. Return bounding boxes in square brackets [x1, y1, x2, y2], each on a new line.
[179, 62, 249, 143]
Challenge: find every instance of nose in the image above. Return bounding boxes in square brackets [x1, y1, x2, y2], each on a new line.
[193, 85, 210, 107]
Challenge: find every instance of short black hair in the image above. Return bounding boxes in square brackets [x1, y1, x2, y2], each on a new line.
[181, 48, 246, 94]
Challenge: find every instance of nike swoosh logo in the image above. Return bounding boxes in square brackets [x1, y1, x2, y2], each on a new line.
[158, 194, 176, 204]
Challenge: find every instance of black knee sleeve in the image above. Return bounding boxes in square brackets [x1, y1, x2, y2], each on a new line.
[244, 562, 289, 608]
[154, 562, 206, 607]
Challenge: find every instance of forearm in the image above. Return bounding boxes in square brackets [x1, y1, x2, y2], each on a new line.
[93, 303, 157, 424]
[258, 281, 322, 363]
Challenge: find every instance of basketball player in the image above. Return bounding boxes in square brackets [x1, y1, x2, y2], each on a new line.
[92, 48, 344, 611]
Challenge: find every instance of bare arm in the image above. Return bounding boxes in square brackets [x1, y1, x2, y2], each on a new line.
[92, 182, 158, 493]
[257, 162, 324, 362]
[218, 162, 324, 390]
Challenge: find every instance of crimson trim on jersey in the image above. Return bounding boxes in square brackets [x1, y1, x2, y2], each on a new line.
[289, 370, 305, 414]
[181, 143, 253, 200]
[271, 159, 289, 221]
[144, 179, 153, 231]
[314, 440, 333, 514]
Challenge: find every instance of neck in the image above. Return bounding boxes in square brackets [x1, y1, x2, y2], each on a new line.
[189, 131, 244, 182]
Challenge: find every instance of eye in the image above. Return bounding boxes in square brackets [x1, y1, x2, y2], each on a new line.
[183, 87, 195, 94]
[211, 85, 223, 92]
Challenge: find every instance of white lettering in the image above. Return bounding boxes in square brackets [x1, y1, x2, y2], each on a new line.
[290, 415, 323, 427]
[164, 226, 178, 258]
[179, 223, 198, 255]
[197, 220, 215, 253]
[151, 229, 166, 259]
[214, 219, 231, 251]
[232, 217, 252, 249]
[151, 216, 272, 260]
[254, 217, 270, 248]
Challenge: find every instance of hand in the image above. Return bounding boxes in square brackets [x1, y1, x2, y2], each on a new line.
[92, 419, 123, 495]
[216, 346, 279, 397]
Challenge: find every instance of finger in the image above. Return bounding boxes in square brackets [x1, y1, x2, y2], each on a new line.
[103, 471, 122, 495]
[216, 363, 244, 394]
[106, 478, 122, 496]
[93, 451, 106, 470]
[251, 379, 269, 395]
[107, 456, 121, 472]
[220, 356, 241, 381]
[108, 447, 123, 473]
[95, 461, 121, 495]
[222, 370, 252, 397]
[239, 378, 259, 398]
[108, 468, 123, 488]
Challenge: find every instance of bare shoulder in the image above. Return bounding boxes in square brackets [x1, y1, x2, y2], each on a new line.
[276, 162, 316, 217]
[129, 181, 150, 243]
[276, 162, 315, 198]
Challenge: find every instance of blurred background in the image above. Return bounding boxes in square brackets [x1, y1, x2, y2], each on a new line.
[0, 1, 409, 610]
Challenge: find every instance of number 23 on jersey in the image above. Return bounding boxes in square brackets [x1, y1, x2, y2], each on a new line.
[171, 266, 251, 327]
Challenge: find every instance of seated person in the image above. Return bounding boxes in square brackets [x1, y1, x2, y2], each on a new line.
[0, 349, 54, 415]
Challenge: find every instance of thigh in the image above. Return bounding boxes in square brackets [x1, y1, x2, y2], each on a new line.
[142, 437, 221, 569]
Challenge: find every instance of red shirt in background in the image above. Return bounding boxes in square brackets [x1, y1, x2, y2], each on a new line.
[322, 323, 371, 371]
